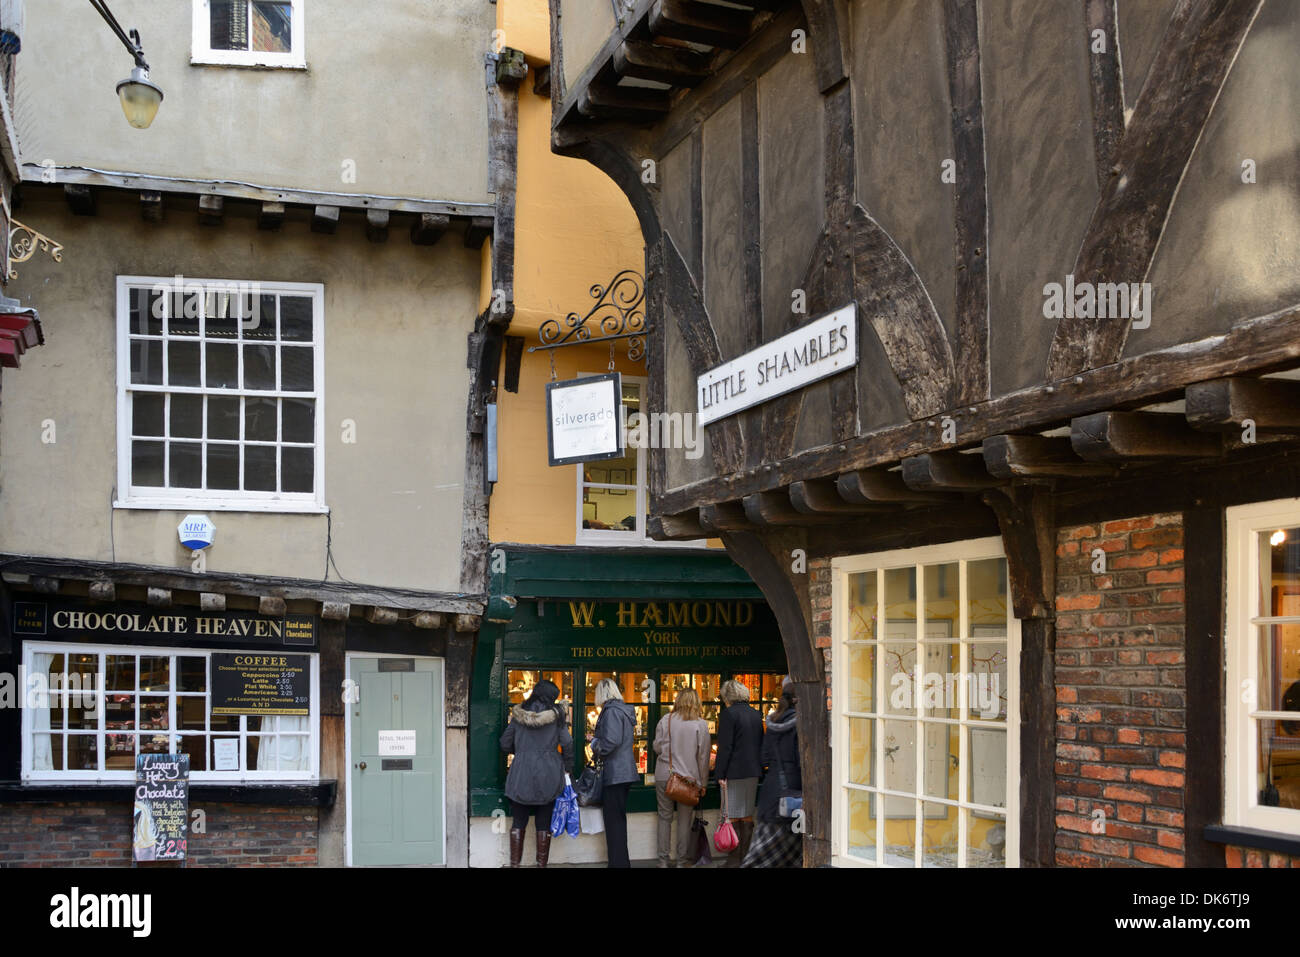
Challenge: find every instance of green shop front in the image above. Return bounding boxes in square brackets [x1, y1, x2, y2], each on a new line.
[468, 545, 786, 866]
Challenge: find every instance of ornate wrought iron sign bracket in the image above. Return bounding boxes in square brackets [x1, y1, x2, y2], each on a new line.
[529, 269, 646, 363]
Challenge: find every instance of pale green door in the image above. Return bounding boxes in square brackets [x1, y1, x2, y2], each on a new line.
[350, 657, 444, 866]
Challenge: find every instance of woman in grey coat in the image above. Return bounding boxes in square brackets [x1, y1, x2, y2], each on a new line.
[500, 679, 573, 868]
[587, 677, 638, 868]
[715, 678, 763, 866]
[652, 687, 711, 867]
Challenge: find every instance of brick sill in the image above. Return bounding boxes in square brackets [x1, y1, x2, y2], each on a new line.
[0, 781, 336, 808]
[1204, 824, 1300, 857]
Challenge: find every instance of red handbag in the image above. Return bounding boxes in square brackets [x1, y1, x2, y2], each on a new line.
[713, 779, 739, 853]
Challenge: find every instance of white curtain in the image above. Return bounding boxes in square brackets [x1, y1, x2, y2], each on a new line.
[30, 652, 53, 771]
[255, 715, 311, 772]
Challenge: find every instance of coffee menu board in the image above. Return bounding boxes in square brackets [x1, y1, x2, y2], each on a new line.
[134, 754, 189, 862]
[210, 653, 310, 716]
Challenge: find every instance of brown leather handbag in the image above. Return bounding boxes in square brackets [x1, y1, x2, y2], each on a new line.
[663, 714, 705, 807]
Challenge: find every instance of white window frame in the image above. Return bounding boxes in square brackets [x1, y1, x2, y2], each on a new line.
[114, 276, 326, 513]
[830, 537, 1021, 868]
[20, 641, 320, 783]
[1225, 497, 1300, 836]
[573, 372, 705, 548]
[191, 0, 307, 69]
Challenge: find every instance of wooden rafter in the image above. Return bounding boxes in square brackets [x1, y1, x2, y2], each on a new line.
[1185, 376, 1300, 433]
[1070, 410, 1223, 460]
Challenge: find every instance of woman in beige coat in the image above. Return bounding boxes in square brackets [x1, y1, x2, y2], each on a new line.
[652, 688, 711, 868]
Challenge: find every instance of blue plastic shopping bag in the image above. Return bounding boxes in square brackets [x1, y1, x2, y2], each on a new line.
[552, 774, 580, 838]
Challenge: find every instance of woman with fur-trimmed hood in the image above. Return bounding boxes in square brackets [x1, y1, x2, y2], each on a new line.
[500, 679, 573, 867]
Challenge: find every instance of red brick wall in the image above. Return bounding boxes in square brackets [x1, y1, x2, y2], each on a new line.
[809, 557, 833, 711]
[1054, 513, 1188, 867]
[0, 802, 319, 866]
[1224, 846, 1297, 867]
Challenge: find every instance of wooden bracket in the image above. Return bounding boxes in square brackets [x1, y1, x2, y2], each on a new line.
[981, 483, 1055, 619]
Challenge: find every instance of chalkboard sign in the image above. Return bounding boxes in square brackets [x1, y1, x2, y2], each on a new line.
[134, 753, 189, 862]
[210, 653, 310, 715]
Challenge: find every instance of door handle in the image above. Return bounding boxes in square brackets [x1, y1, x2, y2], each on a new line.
[358, 761, 367, 771]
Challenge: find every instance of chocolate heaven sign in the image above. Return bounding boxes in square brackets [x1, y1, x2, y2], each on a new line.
[12, 600, 316, 648]
[697, 305, 858, 426]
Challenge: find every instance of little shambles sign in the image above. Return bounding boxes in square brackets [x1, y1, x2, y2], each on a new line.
[210, 653, 310, 716]
[11, 600, 317, 649]
[697, 304, 858, 426]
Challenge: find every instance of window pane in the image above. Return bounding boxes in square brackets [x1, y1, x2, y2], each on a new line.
[845, 790, 877, 864]
[169, 294, 201, 336]
[252, 2, 293, 53]
[245, 397, 277, 441]
[107, 655, 136, 691]
[168, 341, 201, 387]
[132, 393, 164, 436]
[206, 293, 242, 341]
[883, 798, 917, 867]
[131, 441, 164, 487]
[884, 566, 916, 628]
[923, 724, 959, 800]
[968, 557, 1008, 637]
[280, 296, 313, 341]
[969, 727, 1007, 809]
[243, 345, 277, 390]
[847, 643, 875, 712]
[170, 394, 203, 438]
[206, 342, 239, 389]
[282, 397, 314, 442]
[969, 642, 1008, 720]
[208, 396, 240, 439]
[140, 696, 169, 731]
[65, 654, 98, 730]
[882, 643, 915, 715]
[922, 643, 958, 719]
[106, 697, 135, 731]
[966, 809, 1007, 867]
[1262, 527, 1300, 616]
[882, 719, 916, 797]
[129, 287, 164, 336]
[179, 657, 207, 693]
[169, 442, 202, 488]
[210, 0, 246, 51]
[140, 733, 171, 754]
[848, 570, 877, 640]
[130, 339, 163, 385]
[282, 447, 313, 493]
[68, 734, 98, 771]
[245, 445, 276, 491]
[207, 444, 240, 490]
[179, 734, 207, 772]
[1260, 626, 1300, 711]
[1258, 719, 1300, 810]
[281, 346, 313, 391]
[922, 802, 958, 867]
[179, 696, 206, 731]
[847, 718, 873, 786]
[923, 562, 959, 641]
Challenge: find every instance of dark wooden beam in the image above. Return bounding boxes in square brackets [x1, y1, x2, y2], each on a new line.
[836, 467, 957, 504]
[1047, 0, 1265, 377]
[698, 501, 753, 532]
[1186, 376, 1300, 433]
[1071, 411, 1223, 461]
[495, 46, 528, 87]
[502, 335, 525, 393]
[901, 452, 1003, 491]
[311, 205, 340, 234]
[139, 191, 162, 222]
[743, 490, 843, 526]
[613, 39, 713, 87]
[944, 0, 990, 405]
[410, 213, 449, 246]
[982, 434, 1116, 479]
[1083, 0, 1126, 191]
[577, 82, 672, 120]
[798, 0, 850, 91]
[647, 510, 707, 540]
[649, 0, 753, 49]
[365, 208, 389, 243]
[1184, 503, 1225, 867]
[257, 201, 285, 230]
[533, 64, 551, 97]
[463, 216, 492, 249]
[981, 484, 1055, 867]
[198, 194, 223, 226]
[64, 184, 95, 216]
[789, 479, 886, 515]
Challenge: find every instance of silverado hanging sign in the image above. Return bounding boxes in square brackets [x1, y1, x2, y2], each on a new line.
[697, 304, 858, 426]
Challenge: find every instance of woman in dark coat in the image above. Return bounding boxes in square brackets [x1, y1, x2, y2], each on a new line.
[715, 678, 764, 866]
[500, 679, 573, 867]
[587, 677, 638, 868]
[743, 677, 802, 868]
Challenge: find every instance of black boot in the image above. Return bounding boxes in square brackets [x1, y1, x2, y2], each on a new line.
[735, 819, 755, 866]
[536, 829, 552, 868]
[509, 828, 524, 868]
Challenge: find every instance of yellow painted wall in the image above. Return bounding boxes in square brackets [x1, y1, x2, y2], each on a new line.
[498, 0, 552, 62]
